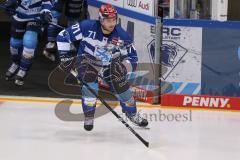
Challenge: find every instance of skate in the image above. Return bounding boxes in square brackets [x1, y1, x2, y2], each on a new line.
[126, 113, 148, 127]
[14, 69, 27, 86]
[84, 116, 94, 131]
[5, 62, 19, 81]
[43, 42, 57, 61]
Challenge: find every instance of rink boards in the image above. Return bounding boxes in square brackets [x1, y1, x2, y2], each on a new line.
[88, 0, 240, 111]
[1, 95, 240, 112]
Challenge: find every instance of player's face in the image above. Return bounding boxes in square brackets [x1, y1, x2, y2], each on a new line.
[101, 17, 117, 34]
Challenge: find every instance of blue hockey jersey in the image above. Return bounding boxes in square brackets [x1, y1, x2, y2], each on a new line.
[57, 20, 138, 70]
[14, 0, 52, 21]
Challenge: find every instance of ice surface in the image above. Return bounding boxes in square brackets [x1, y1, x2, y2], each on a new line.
[0, 98, 239, 160]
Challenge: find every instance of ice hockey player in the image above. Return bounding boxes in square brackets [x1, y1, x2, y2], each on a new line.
[4, 0, 53, 85]
[57, 4, 148, 131]
[43, 0, 88, 61]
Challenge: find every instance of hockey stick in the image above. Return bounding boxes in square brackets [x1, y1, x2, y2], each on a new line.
[37, 18, 65, 29]
[70, 69, 149, 148]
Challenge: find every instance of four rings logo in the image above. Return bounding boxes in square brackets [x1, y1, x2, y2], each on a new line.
[127, 0, 137, 7]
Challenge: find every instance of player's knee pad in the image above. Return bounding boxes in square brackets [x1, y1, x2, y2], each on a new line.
[10, 38, 23, 54]
[10, 38, 23, 63]
[10, 37, 23, 48]
[22, 31, 37, 59]
[23, 31, 38, 50]
[10, 37, 23, 54]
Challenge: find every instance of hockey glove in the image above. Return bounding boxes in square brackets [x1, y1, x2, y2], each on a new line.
[102, 56, 131, 94]
[40, 10, 52, 25]
[58, 53, 75, 73]
[110, 46, 134, 73]
[60, 55, 74, 63]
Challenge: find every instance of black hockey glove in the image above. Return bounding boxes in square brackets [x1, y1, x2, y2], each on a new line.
[110, 47, 134, 73]
[103, 56, 127, 84]
[40, 10, 52, 24]
[102, 56, 131, 94]
[58, 53, 75, 73]
[110, 40, 136, 73]
[60, 55, 74, 63]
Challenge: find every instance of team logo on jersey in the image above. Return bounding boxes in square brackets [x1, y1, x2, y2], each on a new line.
[147, 40, 188, 80]
[94, 46, 112, 65]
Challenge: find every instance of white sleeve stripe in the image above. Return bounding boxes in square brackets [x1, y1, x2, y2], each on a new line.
[75, 33, 83, 40]
[57, 42, 71, 51]
[84, 46, 94, 55]
[59, 30, 64, 36]
[40, 9, 50, 13]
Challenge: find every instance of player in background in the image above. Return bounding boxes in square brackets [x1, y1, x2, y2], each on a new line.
[4, 0, 53, 85]
[43, 0, 88, 61]
[57, 4, 148, 131]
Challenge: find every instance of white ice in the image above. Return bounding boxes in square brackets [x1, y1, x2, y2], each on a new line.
[0, 99, 240, 160]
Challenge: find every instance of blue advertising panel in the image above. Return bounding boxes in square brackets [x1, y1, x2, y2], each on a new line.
[202, 28, 240, 96]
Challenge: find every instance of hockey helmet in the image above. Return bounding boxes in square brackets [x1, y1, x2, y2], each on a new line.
[99, 4, 117, 20]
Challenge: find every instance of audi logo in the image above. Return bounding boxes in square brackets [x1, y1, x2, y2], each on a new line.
[127, 0, 137, 7]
